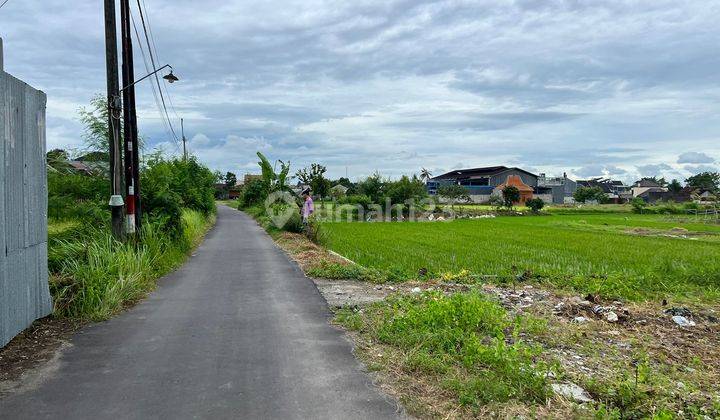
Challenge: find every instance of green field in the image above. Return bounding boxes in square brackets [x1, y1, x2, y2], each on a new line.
[321, 214, 720, 301]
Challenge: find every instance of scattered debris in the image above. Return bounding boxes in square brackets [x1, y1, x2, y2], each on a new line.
[605, 311, 619, 323]
[552, 383, 594, 403]
[665, 307, 692, 317]
[573, 316, 589, 323]
[411, 287, 422, 294]
[672, 316, 696, 327]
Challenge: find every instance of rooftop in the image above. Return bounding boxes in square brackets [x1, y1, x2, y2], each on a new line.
[431, 166, 537, 181]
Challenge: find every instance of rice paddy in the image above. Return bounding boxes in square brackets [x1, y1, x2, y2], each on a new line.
[321, 214, 720, 301]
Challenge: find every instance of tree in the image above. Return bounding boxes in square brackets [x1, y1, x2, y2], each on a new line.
[438, 184, 469, 211]
[526, 197, 545, 213]
[358, 172, 386, 204]
[334, 177, 356, 195]
[668, 179, 683, 193]
[638, 176, 667, 187]
[420, 168, 432, 184]
[385, 175, 427, 213]
[77, 95, 112, 160]
[685, 172, 720, 193]
[295, 163, 330, 199]
[239, 178, 268, 208]
[46, 149, 72, 173]
[257, 152, 292, 194]
[502, 186, 520, 209]
[225, 172, 237, 188]
[573, 186, 609, 204]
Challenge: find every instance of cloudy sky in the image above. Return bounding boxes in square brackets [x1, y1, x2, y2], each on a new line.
[1, 0, 719, 182]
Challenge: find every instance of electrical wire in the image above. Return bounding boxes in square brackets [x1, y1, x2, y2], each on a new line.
[133, 0, 180, 143]
[141, 0, 181, 121]
[0, 0, 11, 10]
[130, 11, 180, 151]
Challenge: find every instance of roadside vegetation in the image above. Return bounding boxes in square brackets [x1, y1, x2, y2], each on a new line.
[336, 291, 552, 412]
[46, 99, 217, 320]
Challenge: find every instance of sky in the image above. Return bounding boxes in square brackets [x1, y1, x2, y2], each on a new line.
[1, 0, 719, 183]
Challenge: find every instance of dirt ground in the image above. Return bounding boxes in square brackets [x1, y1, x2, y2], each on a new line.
[0, 317, 82, 396]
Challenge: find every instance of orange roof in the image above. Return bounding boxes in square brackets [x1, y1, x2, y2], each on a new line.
[496, 175, 534, 192]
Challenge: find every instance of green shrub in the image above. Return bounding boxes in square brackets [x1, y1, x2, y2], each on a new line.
[631, 197, 647, 213]
[282, 209, 304, 233]
[526, 197, 545, 212]
[47, 171, 108, 222]
[239, 178, 268, 209]
[141, 154, 216, 238]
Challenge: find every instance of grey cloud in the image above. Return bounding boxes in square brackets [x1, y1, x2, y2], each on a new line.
[677, 152, 715, 164]
[2, 0, 720, 178]
[636, 163, 673, 176]
[574, 165, 605, 178]
[683, 164, 719, 174]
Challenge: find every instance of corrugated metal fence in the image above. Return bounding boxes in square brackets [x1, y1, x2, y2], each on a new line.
[1, 40, 53, 347]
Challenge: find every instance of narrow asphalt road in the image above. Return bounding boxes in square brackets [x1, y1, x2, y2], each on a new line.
[0, 205, 402, 419]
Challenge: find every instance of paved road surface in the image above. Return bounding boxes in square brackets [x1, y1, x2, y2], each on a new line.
[0, 205, 402, 419]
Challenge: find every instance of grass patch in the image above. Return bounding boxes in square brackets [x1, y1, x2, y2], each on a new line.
[336, 290, 553, 413]
[49, 209, 214, 320]
[321, 214, 720, 301]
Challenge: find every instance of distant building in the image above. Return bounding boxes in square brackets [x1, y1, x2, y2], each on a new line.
[428, 166, 551, 203]
[577, 178, 631, 203]
[537, 172, 577, 204]
[631, 178, 668, 199]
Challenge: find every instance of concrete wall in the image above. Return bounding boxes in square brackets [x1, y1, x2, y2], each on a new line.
[1, 41, 52, 347]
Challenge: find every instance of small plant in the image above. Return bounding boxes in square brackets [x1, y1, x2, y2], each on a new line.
[526, 197, 545, 213]
[438, 184, 470, 211]
[502, 186, 520, 209]
[630, 197, 647, 213]
[574, 186, 610, 204]
[488, 194, 504, 210]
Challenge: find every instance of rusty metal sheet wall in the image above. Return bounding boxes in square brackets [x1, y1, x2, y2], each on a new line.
[1, 67, 52, 348]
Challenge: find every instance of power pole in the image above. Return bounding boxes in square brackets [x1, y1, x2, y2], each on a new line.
[104, 0, 124, 239]
[181, 118, 187, 160]
[119, 0, 141, 233]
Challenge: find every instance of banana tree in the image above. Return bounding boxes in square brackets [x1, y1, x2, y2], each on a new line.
[257, 152, 293, 193]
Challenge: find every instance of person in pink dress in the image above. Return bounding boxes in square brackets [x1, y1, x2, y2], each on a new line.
[301, 187, 314, 226]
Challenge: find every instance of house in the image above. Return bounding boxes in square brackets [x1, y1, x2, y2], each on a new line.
[631, 178, 668, 198]
[693, 189, 717, 203]
[537, 172, 577, 204]
[577, 178, 631, 203]
[66, 154, 109, 176]
[427, 166, 550, 203]
[496, 175, 534, 205]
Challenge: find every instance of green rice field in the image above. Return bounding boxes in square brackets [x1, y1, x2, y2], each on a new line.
[321, 214, 720, 301]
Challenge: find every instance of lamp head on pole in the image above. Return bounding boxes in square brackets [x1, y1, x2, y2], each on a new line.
[163, 68, 179, 83]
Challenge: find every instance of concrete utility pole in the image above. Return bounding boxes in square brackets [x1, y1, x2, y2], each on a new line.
[181, 118, 187, 160]
[104, 0, 125, 239]
[120, 0, 142, 233]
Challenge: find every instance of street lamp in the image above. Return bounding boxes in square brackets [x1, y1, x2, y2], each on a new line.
[163, 68, 179, 83]
[120, 64, 179, 91]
